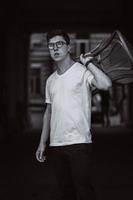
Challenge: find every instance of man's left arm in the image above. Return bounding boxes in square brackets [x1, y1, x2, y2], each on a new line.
[80, 54, 112, 90]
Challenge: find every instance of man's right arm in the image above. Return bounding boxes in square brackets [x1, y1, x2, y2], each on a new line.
[36, 103, 51, 162]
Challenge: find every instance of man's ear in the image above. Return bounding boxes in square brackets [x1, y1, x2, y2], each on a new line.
[68, 44, 71, 52]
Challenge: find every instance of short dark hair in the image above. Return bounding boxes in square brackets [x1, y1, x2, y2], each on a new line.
[46, 29, 70, 45]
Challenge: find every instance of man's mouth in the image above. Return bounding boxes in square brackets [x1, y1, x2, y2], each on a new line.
[54, 52, 60, 57]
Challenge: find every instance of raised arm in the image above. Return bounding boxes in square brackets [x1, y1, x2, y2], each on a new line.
[36, 103, 51, 162]
[80, 54, 112, 90]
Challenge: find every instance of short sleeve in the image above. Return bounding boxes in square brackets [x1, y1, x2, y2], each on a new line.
[84, 68, 94, 85]
[84, 67, 96, 92]
[45, 79, 52, 104]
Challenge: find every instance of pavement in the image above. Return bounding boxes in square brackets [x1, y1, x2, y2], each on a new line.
[0, 126, 133, 200]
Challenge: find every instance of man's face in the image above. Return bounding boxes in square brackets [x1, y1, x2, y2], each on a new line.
[48, 35, 70, 62]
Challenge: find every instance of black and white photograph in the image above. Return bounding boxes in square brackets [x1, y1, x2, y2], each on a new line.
[0, 1, 133, 200]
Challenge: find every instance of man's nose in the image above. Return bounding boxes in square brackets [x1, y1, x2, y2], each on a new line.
[53, 43, 58, 51]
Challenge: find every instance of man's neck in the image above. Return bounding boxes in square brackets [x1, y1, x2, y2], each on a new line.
[56, 56, 75, 75]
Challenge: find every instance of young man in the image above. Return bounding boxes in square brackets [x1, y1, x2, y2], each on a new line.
[36, 29, 112, 200]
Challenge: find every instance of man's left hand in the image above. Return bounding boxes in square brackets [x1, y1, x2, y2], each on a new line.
[80, 53, 93, 66]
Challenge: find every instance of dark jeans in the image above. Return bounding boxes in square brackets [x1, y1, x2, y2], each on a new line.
[47, 143, 96, 200]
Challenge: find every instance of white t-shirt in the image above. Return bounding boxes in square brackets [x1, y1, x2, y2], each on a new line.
[45, 62, 94, 146]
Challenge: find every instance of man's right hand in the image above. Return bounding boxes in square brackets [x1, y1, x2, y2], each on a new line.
[35, 143, 46, 162]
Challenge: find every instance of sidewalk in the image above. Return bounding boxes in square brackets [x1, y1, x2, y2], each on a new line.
[0, 126, 132, 200]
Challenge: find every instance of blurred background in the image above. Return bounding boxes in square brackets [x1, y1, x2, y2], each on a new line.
[0, 0, 133, 200]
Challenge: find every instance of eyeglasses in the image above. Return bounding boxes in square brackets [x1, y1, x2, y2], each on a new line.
[48, 41, 67, 50]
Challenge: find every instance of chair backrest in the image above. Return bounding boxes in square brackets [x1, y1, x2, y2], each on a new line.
[89, 30, 133, 84]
